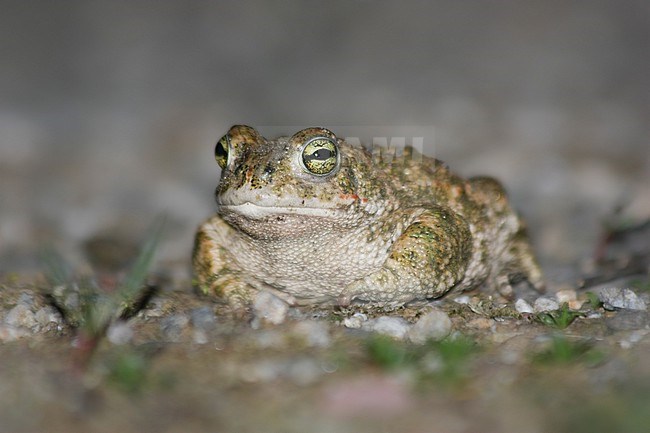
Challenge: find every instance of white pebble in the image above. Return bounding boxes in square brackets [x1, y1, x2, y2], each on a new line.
[362, 316, 411, 339]
[408, 310, 452, 344]
[160, 314, 190, 342]
[34, 307, 61, 328]
[515, 299, 534, 314]
[555, 289, 577, 304]
[193, 329, 209, 345]
[533, 297, 560, 313]
[4, 304, 37, 330]
[107, 321, 134, 345]
[598, 288, 646, 311]
[343, 312, 368, 329]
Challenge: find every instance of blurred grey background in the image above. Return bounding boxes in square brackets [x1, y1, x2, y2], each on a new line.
[1, 0, 648, 280]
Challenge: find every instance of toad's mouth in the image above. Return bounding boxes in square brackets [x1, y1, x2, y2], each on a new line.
[218, 202, 344, 219]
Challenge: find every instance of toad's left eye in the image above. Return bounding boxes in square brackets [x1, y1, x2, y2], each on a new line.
[301, 137, 339, 176]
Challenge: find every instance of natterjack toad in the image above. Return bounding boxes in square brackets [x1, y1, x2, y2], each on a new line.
[193, 125, 542, 307]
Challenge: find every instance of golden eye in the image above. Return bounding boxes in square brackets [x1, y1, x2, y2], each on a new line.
[215, 135, 229, 169]
[301, 137, 339, 176]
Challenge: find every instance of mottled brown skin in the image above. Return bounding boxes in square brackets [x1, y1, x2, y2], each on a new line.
[193, 125, 542, 307]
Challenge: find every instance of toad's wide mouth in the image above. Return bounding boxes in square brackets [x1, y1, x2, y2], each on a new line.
[218, 202, 344, 219]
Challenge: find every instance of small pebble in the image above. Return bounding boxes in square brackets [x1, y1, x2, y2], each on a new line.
[598, 288, 647, 311]
[514, 299, 534, 314]
[140, 297, 168, 318]
[553, 288, 582, 310]
[453, 295, 471, 304]
[190, 307, 216, 344]
[18, 292, 35, 307]
[160, 314, 190, 342]
[193, 329, 209, 345]
[190, 306, 217, 331]
[533, 297, 560, 313]
[4, 304, 37, 330]
[252, 291, 289, 326]
[343, 312, 367, 329]
[34, 306, 62, 329]
[555, 289, 577, 304]
[107, 321, 134, 345]
[407, 310, 452, 344]
[362, 316, 411, 339]
[568, 299, 584, 310]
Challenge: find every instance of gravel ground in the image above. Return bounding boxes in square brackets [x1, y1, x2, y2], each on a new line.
[1, 1, 649, 432]
[0, 264, 649, 433]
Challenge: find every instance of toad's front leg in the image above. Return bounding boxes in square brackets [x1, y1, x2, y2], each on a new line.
[338, 207, 472, 307]
[192, 216, 258, 307]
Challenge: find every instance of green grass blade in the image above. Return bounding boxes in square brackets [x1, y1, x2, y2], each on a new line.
[118, 216, 166, 307]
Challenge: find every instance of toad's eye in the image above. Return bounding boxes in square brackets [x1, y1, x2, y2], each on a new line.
[301, 137, 339, 176]
[215, 135, 229, 169]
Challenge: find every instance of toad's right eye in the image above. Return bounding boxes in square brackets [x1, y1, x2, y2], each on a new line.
[215, 135, 230, 169]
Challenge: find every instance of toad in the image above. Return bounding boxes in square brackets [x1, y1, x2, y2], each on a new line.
[193, 125, 542, 307]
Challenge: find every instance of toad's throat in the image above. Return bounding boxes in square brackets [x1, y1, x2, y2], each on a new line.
[218, 202, 344, 219]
